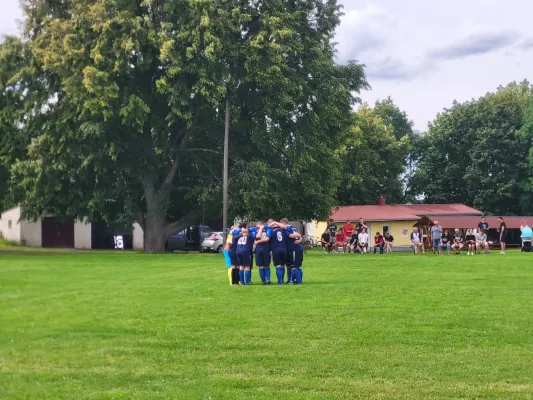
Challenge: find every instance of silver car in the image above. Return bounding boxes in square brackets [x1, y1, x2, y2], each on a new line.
[201, 232, 225, 253]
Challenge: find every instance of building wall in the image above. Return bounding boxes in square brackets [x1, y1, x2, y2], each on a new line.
[368, 220, 418, 246]
[74, 219, 92, 249]
[20, 218, 42, 247]
[313, 219, 419, 246]
[306, 220, 328, 242]
[0, 206, 22, 243]
[133, 222, 144, 251]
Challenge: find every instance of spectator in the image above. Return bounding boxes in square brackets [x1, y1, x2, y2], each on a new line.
[343, 221, 354, 240]
[521, 222, 532, 250]
[374, 231, 384, 254]
[348, 232, 359, 253]
[521, 221, 532, 238]
[478, 217, 489, 232]
[410, 227, 424, 254]
[476, 229, 489, 255]
[431, 221, 443, 254]
[356, 218, 369, 234]
[451, 228, 465, 254]
[328, 219, 337, 247]
[464, 229, 476, 255]
[358, 228, 369, 253]
[498, 217, 507, 255]
[335, 229, 346, 253]
[321, 228, 332, 254]
[441, 229, 452, 255]
[384, 232, 394, 254]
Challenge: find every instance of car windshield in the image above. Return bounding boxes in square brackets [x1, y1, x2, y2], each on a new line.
[207, 233, 217, 239]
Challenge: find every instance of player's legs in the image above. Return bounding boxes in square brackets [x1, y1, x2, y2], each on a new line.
[292, 249, 304, 284]
[286, 251, 293, 284]
[256, 251, 266, 284]
[273, 251, 286, 285]
[237, 254, 246, 285]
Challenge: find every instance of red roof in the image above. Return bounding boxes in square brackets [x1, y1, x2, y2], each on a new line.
[402, 203, 482, 216]
[330, 203, 482, 222]
[422, 216, 533, 229]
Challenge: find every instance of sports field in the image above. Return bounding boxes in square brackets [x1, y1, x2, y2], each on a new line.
[1, 250, 532, 399]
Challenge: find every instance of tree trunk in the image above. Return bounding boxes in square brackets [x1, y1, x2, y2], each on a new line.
[144, 207, 167, 253]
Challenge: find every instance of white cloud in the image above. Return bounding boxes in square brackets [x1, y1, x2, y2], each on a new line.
[334, 0, 533, 130]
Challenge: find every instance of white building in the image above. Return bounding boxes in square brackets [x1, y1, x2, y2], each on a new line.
[0, 206, 91, 249]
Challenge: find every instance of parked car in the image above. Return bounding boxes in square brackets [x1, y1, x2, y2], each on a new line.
[166, 225, 213, 252]
[201, 232, 225, 253]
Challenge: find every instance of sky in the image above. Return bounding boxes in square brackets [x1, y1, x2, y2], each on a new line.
[2, 0, 532, 131]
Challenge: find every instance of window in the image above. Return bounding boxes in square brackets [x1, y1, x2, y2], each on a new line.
[382, 225, 390, 235]
[8, 220, 12, 229]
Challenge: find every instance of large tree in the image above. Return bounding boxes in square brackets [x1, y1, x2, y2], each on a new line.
[336, 105, 410, 205]
[409, 81, 533, 215]
[3, 0, 368, 251]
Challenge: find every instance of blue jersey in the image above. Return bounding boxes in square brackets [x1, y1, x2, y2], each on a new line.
[229, 229, 241, 254]
[271, 227, 287, 253]
[255, 226, 272, 251]
[236, 233, 255, 254]
[286, 226, 302, 250]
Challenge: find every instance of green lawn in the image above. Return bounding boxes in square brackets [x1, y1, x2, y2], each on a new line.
[1, 250, 533, 399]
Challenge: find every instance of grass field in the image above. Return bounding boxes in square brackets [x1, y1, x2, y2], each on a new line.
[1, 250, 533, 399]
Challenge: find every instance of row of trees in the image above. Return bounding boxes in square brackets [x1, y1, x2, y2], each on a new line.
[1, 1, 533, 252]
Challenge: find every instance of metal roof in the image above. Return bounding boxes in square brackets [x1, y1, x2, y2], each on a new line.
[330, 203, 482, 222]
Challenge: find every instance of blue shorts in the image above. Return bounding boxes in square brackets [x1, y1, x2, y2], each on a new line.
[223, 249, 232, 267]
[286, 251, 293, 267]
[289, 248, 304, 268]
[229, 252, 238, 266]
[237, 253, 252, 267]
[272, 251, 287, 266]
[255, 249, 271, 267]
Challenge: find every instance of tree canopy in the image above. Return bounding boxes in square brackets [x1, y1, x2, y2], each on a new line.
[0, 0, 368, 251]
[409, 81, 533, 215]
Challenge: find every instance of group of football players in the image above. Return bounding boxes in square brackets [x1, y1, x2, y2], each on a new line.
[223, 219, 304, 286]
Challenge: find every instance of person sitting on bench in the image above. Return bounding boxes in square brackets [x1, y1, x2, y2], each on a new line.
[476, 229, 489, 254]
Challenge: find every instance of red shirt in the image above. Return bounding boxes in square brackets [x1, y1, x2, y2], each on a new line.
[335, 233, 346, 243]
[343, 223, 354, 238]
[374, 235, 384, 245]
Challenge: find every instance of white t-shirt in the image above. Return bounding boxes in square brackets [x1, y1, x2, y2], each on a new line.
[358, 232, 369, 244]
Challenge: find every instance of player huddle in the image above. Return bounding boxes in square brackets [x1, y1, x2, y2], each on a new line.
[224, 219, 304, 286]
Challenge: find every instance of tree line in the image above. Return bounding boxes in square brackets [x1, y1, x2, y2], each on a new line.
[1, 1, 533, 252]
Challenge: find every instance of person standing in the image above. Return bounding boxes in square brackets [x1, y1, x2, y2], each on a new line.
[236, 227, 256, 285]
[254, 221, 272, 285]
[498, 217, 507, 254]
[285, 224, 304, 284]
[230, 225, 245, 285]
[478, 217, 489, 232]
[431, 221, 443, 254]
[356, 218, 369, 234]
[224, 227, 235, 285]
[374, 231, 384, 254]
[343, 221, 354, 240]
[384, 232, 394, 254]
[270, 220, 288, 285]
